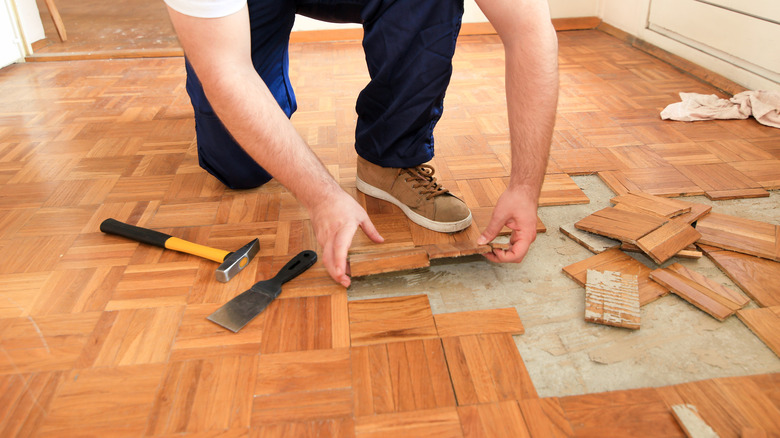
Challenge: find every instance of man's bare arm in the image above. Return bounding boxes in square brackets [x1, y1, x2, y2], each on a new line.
[166, 6, 383, 286]
[474, 0, 559, 263]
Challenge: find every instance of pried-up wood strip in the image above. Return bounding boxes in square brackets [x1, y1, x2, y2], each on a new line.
[666, 263, 749, 308]
[635, 220, 701, 264]
[670, 404, 719, 438]
[610, 192, 692, 218]
[562, 248, 669, 306]
[560, 224, 621, 254]
[737, 306, 780, 359]
[348, 247, 430, 278]
[434, 307, 525, 338]
[699, 244, 780, 308]
[584, 270, 640, 329]
[348, 295, 438, 346]
[649, 267, 743, 321]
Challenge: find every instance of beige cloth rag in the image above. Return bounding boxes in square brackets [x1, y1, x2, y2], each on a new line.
[661, 90, 780, 128]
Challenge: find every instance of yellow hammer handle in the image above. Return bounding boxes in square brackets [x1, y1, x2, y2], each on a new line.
[165, 237, 230, 263]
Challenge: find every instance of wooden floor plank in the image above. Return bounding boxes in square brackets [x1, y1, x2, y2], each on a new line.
[696, 213, 779, 262]
[650, 265, 745, 321]
[575, 206, 668, 243]
[635, 220, 701, 264]
[348, 295, 438, 347]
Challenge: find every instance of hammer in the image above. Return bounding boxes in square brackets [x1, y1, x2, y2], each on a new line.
[100, 218, 260, 283]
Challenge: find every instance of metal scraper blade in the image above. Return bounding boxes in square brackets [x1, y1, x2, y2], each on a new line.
[206, 286, 275, 332]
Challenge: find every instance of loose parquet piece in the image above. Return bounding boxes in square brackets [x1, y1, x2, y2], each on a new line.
[636, 220, 702, 264]
[354, 407, 463, 438]
[649, 265, 746, 321]
[622, 242, 702, 259]
[610, 192, 692, 218]
[737, 306, 780, 358]
[670, 404, 719, 438]
[575, 207, 668, 243]
[584, 270, 640, 330]
[434, 307, 525, 337]
[441, 333, 538, 405]
[666, 263, 749, 308]
[348, 295, 438, 346]
[696, 213, 779, 262]
[699, 244, 780, 308]
[562, 248, 669, 306]
[675, 163, 769, 200]
[351, 339, 456, 417]
[560, 224, 620, 254]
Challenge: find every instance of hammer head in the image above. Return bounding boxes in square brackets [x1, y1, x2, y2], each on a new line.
[216, 238, 260, 283]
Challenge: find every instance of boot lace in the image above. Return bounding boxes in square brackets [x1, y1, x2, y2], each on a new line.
[399, 165, 450, 200]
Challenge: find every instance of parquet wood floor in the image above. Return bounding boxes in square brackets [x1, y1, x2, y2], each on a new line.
[2, 28, 779, 437]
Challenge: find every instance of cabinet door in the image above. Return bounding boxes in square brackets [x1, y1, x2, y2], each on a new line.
[648, 0, 780, 85]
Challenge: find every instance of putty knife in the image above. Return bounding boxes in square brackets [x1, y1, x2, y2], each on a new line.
[207, 250, 317, 332]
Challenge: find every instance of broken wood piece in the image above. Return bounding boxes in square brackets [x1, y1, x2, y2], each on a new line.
[434, 307, 524, 337]
[649, 265, 746, 321]
[610, 192, 692, 218]
[636, 220, 702, 264]
[575, 207, 668, 243]
[699, 244, 780, 307]
[670, 404, 720, 438]
[696, 212, 779, 262]
[348, 247, 429, 277]
[736, 306, 780, 359]
[584, 270, 640, 329]
[560, 224, 620, 254]
[674, 202, 712, 225]
[562, 248, 669, 306]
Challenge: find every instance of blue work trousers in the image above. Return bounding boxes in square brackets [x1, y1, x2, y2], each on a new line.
[185, 0, 465, 189]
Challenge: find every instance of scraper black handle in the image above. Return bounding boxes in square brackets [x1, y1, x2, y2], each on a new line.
[268, 250, 318, 289]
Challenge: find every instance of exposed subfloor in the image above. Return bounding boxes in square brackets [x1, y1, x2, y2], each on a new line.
[350, 175, 780, 398]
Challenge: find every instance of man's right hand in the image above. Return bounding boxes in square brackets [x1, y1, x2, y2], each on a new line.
[310, 190, 384, 287]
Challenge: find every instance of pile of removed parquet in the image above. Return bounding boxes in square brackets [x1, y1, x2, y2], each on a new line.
[560, 192, 780, 358]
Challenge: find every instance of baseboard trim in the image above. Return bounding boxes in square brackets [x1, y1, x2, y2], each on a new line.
[596, 22, 747, 96]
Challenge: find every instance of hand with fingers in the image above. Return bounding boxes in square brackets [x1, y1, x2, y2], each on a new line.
[477, 187, 539, 264]
[310, 190, 384, 287]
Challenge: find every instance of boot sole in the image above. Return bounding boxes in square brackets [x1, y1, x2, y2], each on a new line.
[356, 177, 472, 233]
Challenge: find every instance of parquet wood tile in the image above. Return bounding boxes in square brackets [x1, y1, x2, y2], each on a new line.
[650, 265, 746, 321]
[251, 418, 354, 438]
[0, 371, 63, 438]
[598, 167, 705, 197]
[442, 333, 538, 405]
[696, 213, 779, 262]
[355, 407, 463, 438]
[728, 160, 780, 190]
[348, 295, 438, 347]
[699, 244, 780, 308]
[737, 307, 780, 359]
[584, 270, 641, 329]
[539, 173, 590, 206]
[38, 364, 166, 437]
[349, 247, 430, 277]
[518, 398, 576, 438]
[147, 355, 257, 434]
[351, 339, 456, 417]
[458, 401, 531, 438]
[260, 295, 342, 354]
[562, 248, 670, 306]
[550, 148, 619, 175]
[675, 163, 769, 200]
[636, 220, 702, 264]
[575, 206, 668, 243]
[434, 308, 525, 338]
[610, 192, 692, 218]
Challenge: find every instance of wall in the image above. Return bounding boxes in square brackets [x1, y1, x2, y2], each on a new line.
[0, 0, 25, 67]
[599, 0, 779, 91]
